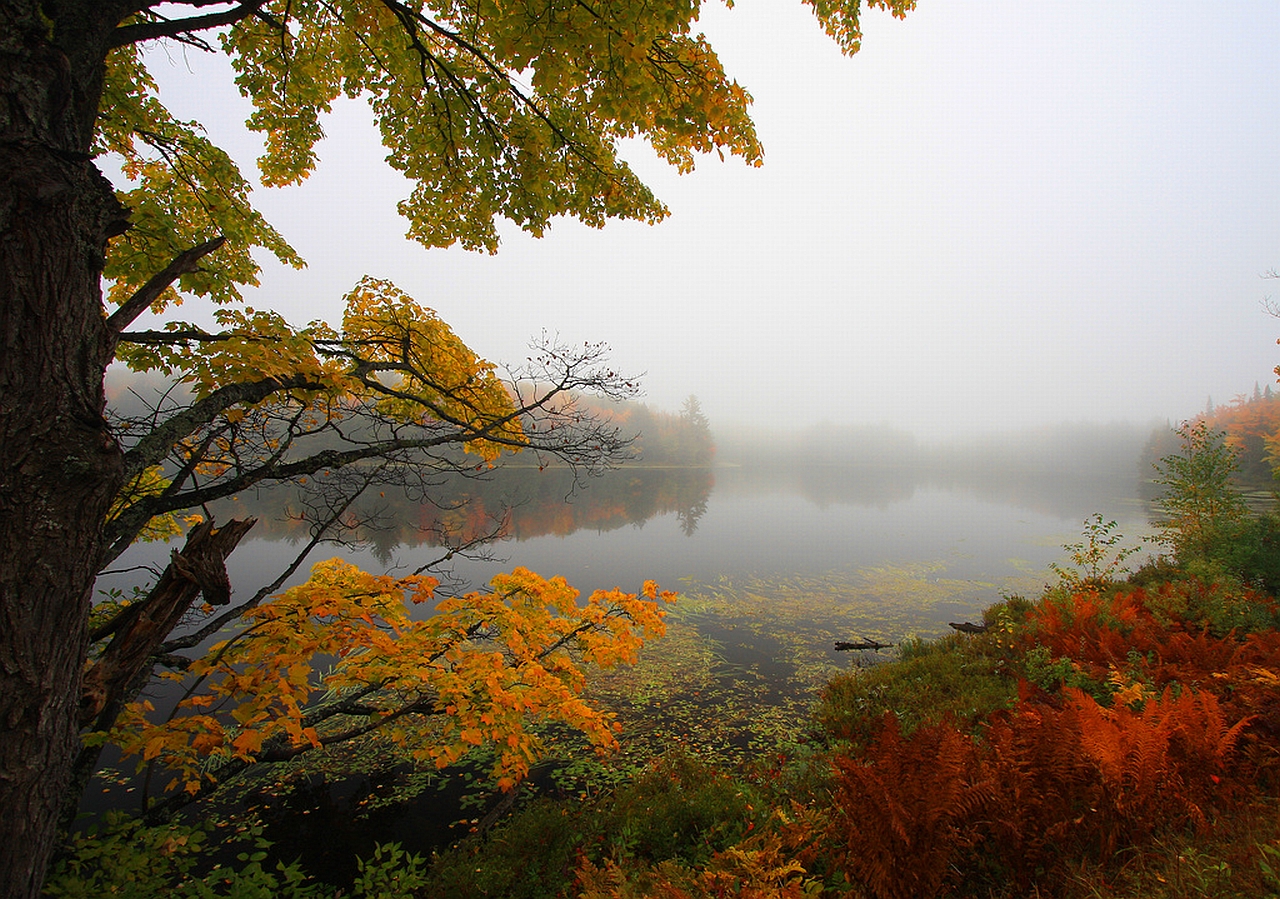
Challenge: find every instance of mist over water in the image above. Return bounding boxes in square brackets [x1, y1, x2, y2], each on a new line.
[142, 418, 1162, 610]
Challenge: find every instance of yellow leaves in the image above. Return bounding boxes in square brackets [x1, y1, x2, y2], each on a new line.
[1248, 666, 1280, 687]
[96, 0, 917, 367]
[339, 277, 525, 458]
[107, 558, 673, 797]
[143, 734, 169, 762]
[1108, 668, 1156, 711]
[177, 307, 341, 400]
[105, 466, 184, 542]
[805, 0, 918, 55]
[99, 42, 303, 314]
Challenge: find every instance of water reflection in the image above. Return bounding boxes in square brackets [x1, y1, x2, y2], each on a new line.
[217, 465, 716, 560]
[217, 419, 1151, 562]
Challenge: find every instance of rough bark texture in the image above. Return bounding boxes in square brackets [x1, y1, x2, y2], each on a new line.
[80, 518, 257, 728]
[0, 3, 128, 896]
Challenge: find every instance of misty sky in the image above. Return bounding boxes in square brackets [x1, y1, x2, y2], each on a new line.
[134, 1, 1280, 437]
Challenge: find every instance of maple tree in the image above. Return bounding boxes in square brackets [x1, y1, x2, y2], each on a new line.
[0, 1, 917, 895]
[108, 562, 673, 805]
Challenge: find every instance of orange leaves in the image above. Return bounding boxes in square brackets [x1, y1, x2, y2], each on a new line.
[108, 560, 673, 798]
[1060, 686, 1246, 853]
[832, 715, 985, 899]
[231, 730, 263, 759]
[827, 576, 1280, 899]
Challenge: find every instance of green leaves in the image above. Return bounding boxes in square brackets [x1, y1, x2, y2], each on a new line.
[1151, 421, 1249, 568]
[805, 0, 918, 55]
[99, 43, 304, 313]
[105, 0, 776, 262]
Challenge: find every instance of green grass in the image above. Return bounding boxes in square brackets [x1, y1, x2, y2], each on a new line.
[814, 631, 1018, 750]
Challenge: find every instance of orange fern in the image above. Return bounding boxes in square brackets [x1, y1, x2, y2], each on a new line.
[831, 714, 989, 899]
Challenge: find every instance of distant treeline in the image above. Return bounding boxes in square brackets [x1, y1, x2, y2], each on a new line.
[1140, 386, 1280, 493]
[588, 394, 715, 467]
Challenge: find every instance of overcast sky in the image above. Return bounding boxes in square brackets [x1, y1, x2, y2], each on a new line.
[137, 0, 1280, 437]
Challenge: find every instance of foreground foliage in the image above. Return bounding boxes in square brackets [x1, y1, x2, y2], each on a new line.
[107, 564, 673, 806]
[55, 562, 1280, 898]
[45, 814, 427, 899]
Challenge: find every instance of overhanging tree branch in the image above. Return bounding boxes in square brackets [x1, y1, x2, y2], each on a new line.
[111, 2, 270, 49]
[118, 373, 322, 484]
[105, 237, 227, 339]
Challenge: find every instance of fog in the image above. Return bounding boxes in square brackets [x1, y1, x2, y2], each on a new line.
[129, 1, 1280, 440]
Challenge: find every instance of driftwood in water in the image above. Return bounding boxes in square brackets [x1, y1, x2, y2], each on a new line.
[834, 639, 894, 652]
[948, 621, 989, 634]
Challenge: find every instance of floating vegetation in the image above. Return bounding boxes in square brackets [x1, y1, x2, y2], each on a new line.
[576, 558, 1045, 780]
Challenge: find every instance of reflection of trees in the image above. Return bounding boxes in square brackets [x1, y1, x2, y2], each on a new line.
[216, 464, 715, 554]
[678, 493, 710, 536]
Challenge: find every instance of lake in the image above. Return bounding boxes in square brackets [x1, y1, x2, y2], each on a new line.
[90, 438, 1159, 872]
[155, 450, 1157, 765]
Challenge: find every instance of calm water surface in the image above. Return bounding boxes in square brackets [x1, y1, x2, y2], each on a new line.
[209, 463, 1153, 621]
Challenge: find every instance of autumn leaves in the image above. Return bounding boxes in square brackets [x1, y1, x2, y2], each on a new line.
[109, 560, 675, 800]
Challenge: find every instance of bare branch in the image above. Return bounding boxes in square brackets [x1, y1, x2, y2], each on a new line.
[111, 2, 269, 49]
[119, 373, 320, 484]
[117, 328, 234, 345]
[80, 518, 256, 728]
[160, 466, 387, 653]
[105, 237, 227, 338]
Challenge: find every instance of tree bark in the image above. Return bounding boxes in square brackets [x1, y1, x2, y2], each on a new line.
[0, 4, 128, 896]
[65, 517, 256, 832]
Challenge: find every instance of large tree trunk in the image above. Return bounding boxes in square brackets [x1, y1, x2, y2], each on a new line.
[0, 4, 126, 896]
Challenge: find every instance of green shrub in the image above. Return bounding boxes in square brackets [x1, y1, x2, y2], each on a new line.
[1050, 514, 1142, 591]
[1144, 420, 1280, 592]
[598, 751, 761, 865]
[44, 813, 424, 899]
[815, 634, 1015, 749]
[45, 815, 319, 899]
[1215, 510, 1280, 594]
[420, 796, 590, 899]
[1018, 643, 1112, 702]
[1150, 421, 1249, 568]
[422, 751, 763, 898]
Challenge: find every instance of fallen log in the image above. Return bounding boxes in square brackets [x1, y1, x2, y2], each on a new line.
[834, 639, 894, 652]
